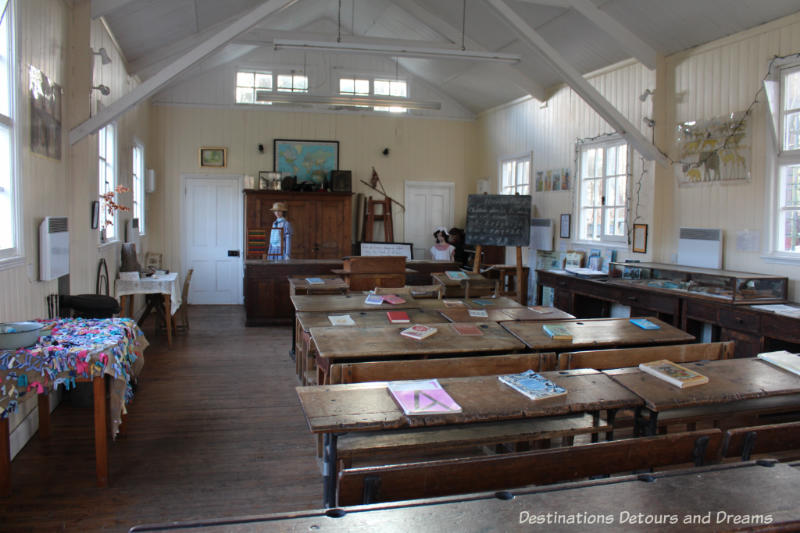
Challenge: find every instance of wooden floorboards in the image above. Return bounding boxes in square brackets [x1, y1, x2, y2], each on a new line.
[0, 306, 321, 532]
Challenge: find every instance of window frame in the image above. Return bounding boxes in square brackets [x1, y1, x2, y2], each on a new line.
[575, 137, 630, 245]
[0, 0, 22, 267]
[773, 64, 800, 255]
[498, 153, 531, 196]
[132, 140, 145, 236]
[98, 122, 117, 242]
[373, 78, 408, 113]
[235, 69, 273, 105]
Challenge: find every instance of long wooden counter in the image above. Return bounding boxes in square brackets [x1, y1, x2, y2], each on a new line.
[536, 269, 800, 358]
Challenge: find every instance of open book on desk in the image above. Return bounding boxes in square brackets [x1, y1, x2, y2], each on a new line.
[498, 370, 567, 401]
[757, 350, 800, 377]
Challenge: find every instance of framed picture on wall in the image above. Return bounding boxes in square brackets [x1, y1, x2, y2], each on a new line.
[91, 201, 99, 229]
[199, 147, 227, 168]
[559, 214, 571, 239]
[632, 224, 648, 253]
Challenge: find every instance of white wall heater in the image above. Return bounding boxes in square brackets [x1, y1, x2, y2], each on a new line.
[677, 227, 723, 269]
[39, 216, 69, 281]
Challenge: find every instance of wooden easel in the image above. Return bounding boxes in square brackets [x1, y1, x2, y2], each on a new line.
[361, 196, 394, 242]
[472, 244, 524, 304]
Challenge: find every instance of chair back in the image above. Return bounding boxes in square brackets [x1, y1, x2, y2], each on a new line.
[557, 341, 735, 371]
[182, 268, 194, 304]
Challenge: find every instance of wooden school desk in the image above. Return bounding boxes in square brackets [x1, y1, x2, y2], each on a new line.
[501, 317, 695, 352]
[439, 305, 574, 323]
[294, 308, 449, 384]
[129, 461, 800, 532]
[309, 322, 526, 384]
[296, 369, 642, 507]
[288, 275, 348, 295]
[604, 358, 800, 436]
[430, 272, 486, 298]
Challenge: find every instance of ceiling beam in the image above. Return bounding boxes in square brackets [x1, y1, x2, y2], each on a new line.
[485, 0, 668, 165]
[393, 0, 547, 101]
[70, 0, 298, 145]
[91, 0, 137, 19]
[565, 0, 657, 69]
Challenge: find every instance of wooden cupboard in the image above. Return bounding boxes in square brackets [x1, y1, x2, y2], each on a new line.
[244, 191, 352, 259]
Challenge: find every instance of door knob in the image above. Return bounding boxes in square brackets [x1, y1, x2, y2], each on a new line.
[228, 250, 240, 257]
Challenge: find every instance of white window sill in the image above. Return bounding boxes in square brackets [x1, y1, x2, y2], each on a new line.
[0, 255, 26, 272]
[569, 240, 628, 250]
[761, 253, 800, 266]
[98, 239, 120, 251]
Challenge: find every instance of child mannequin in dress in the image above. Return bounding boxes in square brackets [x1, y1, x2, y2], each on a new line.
[430, 227, 455, 261]
[268, 202, 292, 260]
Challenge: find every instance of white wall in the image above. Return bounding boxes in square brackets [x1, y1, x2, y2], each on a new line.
[655, 12, 800, 300]
[477, 59, 656, 264]
[0, 0, 151, 457]
[147, 106, 479, 273]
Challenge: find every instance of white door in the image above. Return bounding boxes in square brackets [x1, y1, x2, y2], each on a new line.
[404, 181, 454, 260]
[182, 175, 243, 304]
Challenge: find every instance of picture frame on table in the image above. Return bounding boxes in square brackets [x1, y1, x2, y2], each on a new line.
[632, 223, 648, 253]
[199, 147, 227, 168]
[559, 213, 571, 239]
[274, 139, 338, 185]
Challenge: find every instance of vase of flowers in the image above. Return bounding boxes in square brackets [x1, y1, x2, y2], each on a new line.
[99, 185, 130, 241]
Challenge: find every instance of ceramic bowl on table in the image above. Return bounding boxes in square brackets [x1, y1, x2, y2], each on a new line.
[0, 321, 43, 350]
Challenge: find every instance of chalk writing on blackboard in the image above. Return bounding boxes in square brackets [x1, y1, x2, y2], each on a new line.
[360, 241, 413, 260]
[466, 194, 531, 247]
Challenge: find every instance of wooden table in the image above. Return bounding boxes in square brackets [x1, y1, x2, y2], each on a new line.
[310, 322, 526, 384]
[431, 272, 485, 298]
[129, 461, 800, 531]
[439, 305, 574, 323]
[291, 293, 422, 313]
[501, 317, 695, 352]
[288, 275, 348, 295]
[294, 308, 450, 384]
[297, 369, 642, 506]
[0, 318, 146, 495]
[605, 358, 800, 435]
[417, 296, 526, 310]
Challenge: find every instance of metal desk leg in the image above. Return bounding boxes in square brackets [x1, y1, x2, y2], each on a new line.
[322, 433, 339, 508]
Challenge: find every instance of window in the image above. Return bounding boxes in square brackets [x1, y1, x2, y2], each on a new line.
[235, 70, 272, 104]
[499, 155, 530, 195]
[776, 65, 800, 253]
[98, 123, 117, 240]
[577, 139, 629, 243]
[339, 77, 369, 96]
[132, 141, 145, 235]
[276, 73, 308, 93]
[0, 0, 19, 262]
[374, 79, 407, 113]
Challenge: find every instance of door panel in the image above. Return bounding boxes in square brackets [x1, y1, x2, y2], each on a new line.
[404, 182, 454, 260]
[184, 176, 243, 304]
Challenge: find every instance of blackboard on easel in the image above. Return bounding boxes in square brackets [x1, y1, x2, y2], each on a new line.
[465, 194, 531, 247]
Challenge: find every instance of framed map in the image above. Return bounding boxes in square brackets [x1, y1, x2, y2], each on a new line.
[274, 139, 339, 185]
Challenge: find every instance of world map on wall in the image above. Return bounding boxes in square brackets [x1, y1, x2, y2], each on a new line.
[275, 141, 337, 184]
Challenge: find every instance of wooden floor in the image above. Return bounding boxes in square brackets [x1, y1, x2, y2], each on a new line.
[0, 306, 321, 532]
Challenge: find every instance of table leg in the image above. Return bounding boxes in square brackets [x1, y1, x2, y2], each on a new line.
[1, 417, 10, 497]
[93, 376, 109, 488]
[646, 410, 659, 436]
[164, 294, 173, 348]
[591, 411, 600, 443]
[322, 433, 339, 508]
[606, 409, 617, 441]
[37, 393, 51, 440]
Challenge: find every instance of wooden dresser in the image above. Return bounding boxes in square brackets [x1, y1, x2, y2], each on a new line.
[244, 190, 352, 259]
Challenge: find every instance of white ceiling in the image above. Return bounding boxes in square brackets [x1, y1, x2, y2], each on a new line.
[97, 0, 800, 114]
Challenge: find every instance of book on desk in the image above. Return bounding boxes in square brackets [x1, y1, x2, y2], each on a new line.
[757, 350, 800, 377]
[387, 379, 462, 415]
[498, 370, 567, 401]
[400, 324, 438, 340]
[542, 324, 573, 340]
[639, 360, 709, 388]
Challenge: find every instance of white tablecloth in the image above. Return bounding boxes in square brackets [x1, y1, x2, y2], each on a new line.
[115, 272, 181, 315]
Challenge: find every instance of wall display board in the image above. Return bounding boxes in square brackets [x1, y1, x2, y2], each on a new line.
[465, 194, 531, 246]
[360, 241, 413, 260]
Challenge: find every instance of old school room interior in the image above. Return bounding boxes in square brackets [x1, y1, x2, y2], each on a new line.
[3, 0, 800, 530]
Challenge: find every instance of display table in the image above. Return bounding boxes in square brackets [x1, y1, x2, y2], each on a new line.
[116, 272, 180, 346]
[0, 318, 147, 495]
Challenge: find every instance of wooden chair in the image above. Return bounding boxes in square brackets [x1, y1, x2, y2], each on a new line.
[557, 341, 735, 371]
[461, 278, 499, 299]
[721, 421, 800, 462]
[331, 352, 557, 384]
[337, 429, 722, 506]
[174, 268, 193, 332]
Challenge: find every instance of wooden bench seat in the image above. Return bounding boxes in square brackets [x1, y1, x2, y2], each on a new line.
[337, 413, 609, 468]
[337, 429, 722, 506]
[331, 352, 556, 384]
[721, 421, 800, 461]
